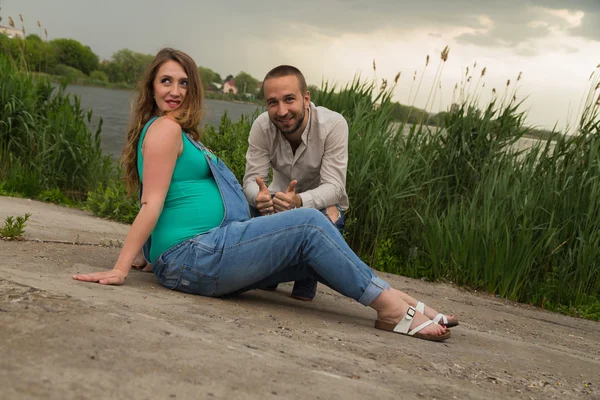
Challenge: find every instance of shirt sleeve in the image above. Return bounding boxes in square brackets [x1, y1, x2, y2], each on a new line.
[299, 118, 348, 210]
[243, 119, 271, 207]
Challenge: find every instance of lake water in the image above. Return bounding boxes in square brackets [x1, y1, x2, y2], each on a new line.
[388, 122, 554, 154]
[61, 85, 549, 161]
[62, 85, 262, 159]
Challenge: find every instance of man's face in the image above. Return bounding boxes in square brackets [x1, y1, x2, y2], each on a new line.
[264, 75, 310, 136]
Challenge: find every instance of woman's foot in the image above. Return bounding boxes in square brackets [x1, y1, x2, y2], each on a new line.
[416, 301, 458, 327]
[371, 288, 448, 340]
[394, 289, 458, 327]
[140, 263, 153, 272]
[377, 302, 448, 338]
[132, 251, 152, 272]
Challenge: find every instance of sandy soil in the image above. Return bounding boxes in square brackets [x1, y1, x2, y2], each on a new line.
[1, 196, 598, 400]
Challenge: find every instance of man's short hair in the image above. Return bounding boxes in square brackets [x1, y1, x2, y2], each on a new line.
[263, 65, 308, 94]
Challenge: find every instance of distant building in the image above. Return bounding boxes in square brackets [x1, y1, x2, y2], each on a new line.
[223, 79, 238, 95]
[208, 82, 223, 92]
[0, 25, 23, 38]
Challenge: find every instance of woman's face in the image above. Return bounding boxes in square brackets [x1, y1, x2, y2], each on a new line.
[153, 60, 188, 114]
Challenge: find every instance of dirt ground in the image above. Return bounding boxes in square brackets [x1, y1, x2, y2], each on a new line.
[1, 196, 599, 400]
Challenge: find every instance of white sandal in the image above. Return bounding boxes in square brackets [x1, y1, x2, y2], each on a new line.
[416, 301, 459, 328]
[374, 306, 451, 342]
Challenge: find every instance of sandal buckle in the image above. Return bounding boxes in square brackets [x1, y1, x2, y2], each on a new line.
[406, 306, 416, 319]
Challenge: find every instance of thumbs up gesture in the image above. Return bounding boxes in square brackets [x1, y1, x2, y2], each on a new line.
[273, 180, 302, 213]
[255, 177, 274, 215]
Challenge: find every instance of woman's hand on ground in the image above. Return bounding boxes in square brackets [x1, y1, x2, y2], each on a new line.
[72, 269, 127, 285]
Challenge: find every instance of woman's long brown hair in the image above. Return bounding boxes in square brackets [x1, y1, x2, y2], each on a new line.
[121, 48, 204, 195]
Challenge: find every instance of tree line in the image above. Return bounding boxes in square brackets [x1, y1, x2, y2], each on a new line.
[0, 33, 261, 95]
[2, 33, 464, 123]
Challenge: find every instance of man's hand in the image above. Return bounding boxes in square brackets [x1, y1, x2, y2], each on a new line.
[72, 269, 127, 285]
[273, 180, 302, 213]
[255, 176, 275, 215]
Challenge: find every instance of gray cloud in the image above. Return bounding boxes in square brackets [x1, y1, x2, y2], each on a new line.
[231, 0, 600, 40]
[455, 18, 552, 48]
[3, 0, 599, 70]
[450, 1, 600, 54]
[226, 0, 600, 56]
[570, 12, 600, 41]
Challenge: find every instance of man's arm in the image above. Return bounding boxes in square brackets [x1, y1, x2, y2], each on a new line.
[243, 119, 272, 207]
[299, 119, 348, 209]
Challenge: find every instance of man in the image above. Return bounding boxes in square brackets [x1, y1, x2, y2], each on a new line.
[243, 65, 349, 301]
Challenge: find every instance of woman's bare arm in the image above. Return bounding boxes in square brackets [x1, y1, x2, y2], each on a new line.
[73, 117, 182, 285]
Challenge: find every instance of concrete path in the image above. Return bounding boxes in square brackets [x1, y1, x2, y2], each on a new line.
[1, 196, 598, 399]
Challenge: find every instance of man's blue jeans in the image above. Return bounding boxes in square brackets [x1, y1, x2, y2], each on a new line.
[150, 208, 389, 306]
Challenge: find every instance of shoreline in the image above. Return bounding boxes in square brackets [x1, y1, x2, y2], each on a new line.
[37, 73, 263, 106]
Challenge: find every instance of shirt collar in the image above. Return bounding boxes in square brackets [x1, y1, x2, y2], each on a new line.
[300, 102, 314, 144]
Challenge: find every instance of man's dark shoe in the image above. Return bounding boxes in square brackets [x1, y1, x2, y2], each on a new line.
[291, 277, 318, 301]
[261, 284, 278, 292]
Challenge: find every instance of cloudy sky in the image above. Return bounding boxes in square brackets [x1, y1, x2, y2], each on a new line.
[3, 0, 600, 130]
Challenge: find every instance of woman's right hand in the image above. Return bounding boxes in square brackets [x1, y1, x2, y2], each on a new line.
[72, 269, 127, 285]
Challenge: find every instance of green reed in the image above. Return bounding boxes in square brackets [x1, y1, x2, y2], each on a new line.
[312, 66, 600, 318]
[0, 55, 113, 201]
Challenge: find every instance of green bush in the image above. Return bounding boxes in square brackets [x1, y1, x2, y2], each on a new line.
[0, 55, 114, 202]
[38, 188, 72, 205]
[89, 70, 109, 82]
[49, 63, 87, 79]
[86, 180, 138, 224]
[203, 111, 259, 182]
[50, 38, 99, 75]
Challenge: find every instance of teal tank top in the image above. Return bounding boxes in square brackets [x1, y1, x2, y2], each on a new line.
[137, 117, 225, 263]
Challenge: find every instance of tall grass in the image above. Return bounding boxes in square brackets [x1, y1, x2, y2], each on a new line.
[308, 64, 600, 318]
[0, 55, 113, 200]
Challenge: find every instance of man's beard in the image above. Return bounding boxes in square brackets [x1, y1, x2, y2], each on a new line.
[278, 103, 306, 135]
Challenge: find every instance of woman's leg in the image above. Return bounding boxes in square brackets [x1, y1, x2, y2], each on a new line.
[168, 208, 446, 337]
[205, 208, 383, 303]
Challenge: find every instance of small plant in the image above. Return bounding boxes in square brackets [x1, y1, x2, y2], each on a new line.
[99, 239, 123, 248]
[0, 213, 32, 240]
[38, 188, 71, 205]
[0, 182, 18, 197]
[374, 238, 400, 273]
[86, 180, 138, 223]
